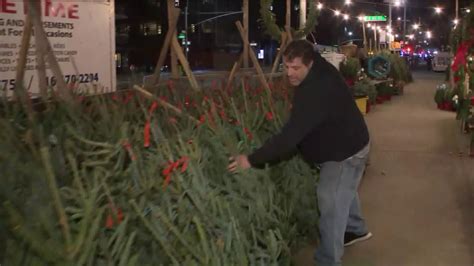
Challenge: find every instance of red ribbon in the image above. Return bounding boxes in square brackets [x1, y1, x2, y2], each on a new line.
[244, 127, 253, 140]
[123, 91, 134, 104]
[122, 140, 136, 161]
[144, 101, 159, 147]
[162, 157, 189, 188]
[451, 41, 473, 73]
[148, 101, 159, 113]
[105, 203, 123, 229]
[265, 111, 274, 121]
[144, 120, 151, 148]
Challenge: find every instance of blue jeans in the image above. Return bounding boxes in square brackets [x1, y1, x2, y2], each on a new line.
[314, 144, 370, 266]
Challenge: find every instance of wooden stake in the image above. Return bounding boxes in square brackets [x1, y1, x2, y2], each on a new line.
[36, 50, 48, 99]
[243, 0, 249, 68]
[13, 12, 33, 102]
[299, 0, 307, 30]
[226, 54, 243, 91]
[286, 0, 291, 31]
[150, 8, 180, 87]
[271, 32, 288, 77]
[167, 0, 179, 79]
[171, 37, 200, 91]
[236, 21, 270, 92]
[31, 0, 48, 100]
[285, 26, 293, 42]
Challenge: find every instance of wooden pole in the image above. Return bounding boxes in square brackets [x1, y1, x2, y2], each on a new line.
[150, 8, 180, 87]
[299, 0, 306, 30]
[36, 49, 48, 99]
[171, 37, 200, 91]
[242, 0, 249, 68]
[286, 0, 291, 30]
[30, 0, 48, 99]
[226, 54, 243, 90]
[236, 21, 270, 92]
[271, 32, 288, 76]
[13, 11, 33, 102]
[285, 26, 293, 42]
[167, 0, 179, 79]
[455, 0, 459, 21]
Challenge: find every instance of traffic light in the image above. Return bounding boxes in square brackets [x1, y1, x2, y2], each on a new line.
[191, 24, 195, 33]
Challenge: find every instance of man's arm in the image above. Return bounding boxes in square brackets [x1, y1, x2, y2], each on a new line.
[247, 86, 329, 168]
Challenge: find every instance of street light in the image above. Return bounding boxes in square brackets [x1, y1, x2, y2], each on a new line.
[317, 3, 323, 10]
[345, 0, 352, 5]
[348, 31, 353, 36]
[413, 24, 419, 29]
[453, 19, 459, 25]
[334, 10, 341, 16]
[435, 7, 442, 14]
[394, 0, 401, 7]
[343, 14, 349, 20]
[426, 31, 432, 38]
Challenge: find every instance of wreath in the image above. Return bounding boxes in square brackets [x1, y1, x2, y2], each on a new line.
[259, 0, 319, 40]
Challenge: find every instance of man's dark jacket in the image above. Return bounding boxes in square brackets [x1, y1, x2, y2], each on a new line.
[248, 52, 370, 167]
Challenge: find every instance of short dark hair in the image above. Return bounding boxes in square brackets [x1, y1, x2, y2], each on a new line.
[283, 40, 316, 66]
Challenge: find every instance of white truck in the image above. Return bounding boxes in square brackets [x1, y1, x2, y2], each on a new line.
[431, 52, 451, 72]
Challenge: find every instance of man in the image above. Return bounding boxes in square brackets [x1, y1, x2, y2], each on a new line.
[228, 40, 372, 266]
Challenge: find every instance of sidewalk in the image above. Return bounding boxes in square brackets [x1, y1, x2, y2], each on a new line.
[294, 71, 474, 266]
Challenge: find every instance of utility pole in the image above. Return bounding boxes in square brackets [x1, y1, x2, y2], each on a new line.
[362, 21, 367, 48]
[389, 1, 392, 30]
[403, 2, 407, 42]
[389, 0, 392, 46]
[374, 27, 378, 52]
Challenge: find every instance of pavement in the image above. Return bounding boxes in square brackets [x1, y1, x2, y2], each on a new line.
[293, 71, 474, 266]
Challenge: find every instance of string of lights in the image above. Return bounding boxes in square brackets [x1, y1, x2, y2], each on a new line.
[313, 1, 470, 40]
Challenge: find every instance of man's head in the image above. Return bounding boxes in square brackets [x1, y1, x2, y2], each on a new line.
[283, 40, 316, 86]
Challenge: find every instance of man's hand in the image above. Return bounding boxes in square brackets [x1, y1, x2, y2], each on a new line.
[227, 155, 251, 173]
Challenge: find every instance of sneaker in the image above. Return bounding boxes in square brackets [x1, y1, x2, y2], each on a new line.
[344, 232, 373, 247]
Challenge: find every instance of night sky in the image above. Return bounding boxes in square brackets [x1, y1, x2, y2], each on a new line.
[116, 0, 473, 50]
[284, 0, 472, 46]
